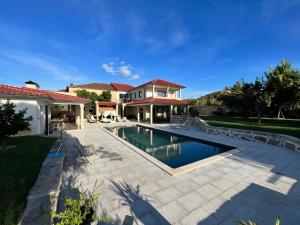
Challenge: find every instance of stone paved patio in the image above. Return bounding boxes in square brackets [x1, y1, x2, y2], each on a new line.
[59, 122, 300, 225]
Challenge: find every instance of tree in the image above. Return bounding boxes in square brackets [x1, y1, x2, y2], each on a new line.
[265, 60, 300, 118]
[219, 79, 271, 123]
[0, 101, 32, 149]
[218, 81, 254, 117]
[99, 91, 111, 101]
[247, 77, 271, 124]
[75, 90, 99, 114]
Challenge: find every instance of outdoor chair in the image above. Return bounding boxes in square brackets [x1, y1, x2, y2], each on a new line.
[73, 137, 97, 164]
[73, 137, 104, 164]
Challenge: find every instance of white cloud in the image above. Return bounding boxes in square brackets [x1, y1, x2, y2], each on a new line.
[102, 63, 115, 74]
[119, 66, 132, 77]
[0, 49, 86, 82]
[101, 60, 140, 80]
[130, 74, 140, 80]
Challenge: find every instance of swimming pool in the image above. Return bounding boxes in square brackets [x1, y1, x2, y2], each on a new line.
[110, 126, 235, 168]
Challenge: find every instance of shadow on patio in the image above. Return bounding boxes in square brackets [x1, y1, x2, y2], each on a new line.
[98, 180, 171, 225]
[194, 182, 299, 225]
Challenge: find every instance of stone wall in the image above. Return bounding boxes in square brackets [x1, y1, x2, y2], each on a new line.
[191, 105, 226, 115]
[171, 115, 189, 124]
[171, 115, 300, 152]
[20, 140, 64, 225]
[205, 125, 300, 152]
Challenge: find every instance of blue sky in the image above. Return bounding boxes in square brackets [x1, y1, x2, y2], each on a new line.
[1, 0, 300, 98]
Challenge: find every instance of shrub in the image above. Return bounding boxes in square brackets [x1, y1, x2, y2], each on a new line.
[0, 101, 32, 149]
[52, 181, 111, 225]
[189, 107, 200, 117]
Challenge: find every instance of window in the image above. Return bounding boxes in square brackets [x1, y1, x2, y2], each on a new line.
[172, 106, 187, 115]
[134, 92, 137, 98]
[119, 93, 124, 99]
[138, 91, 142, 97]
[156, 91, 167, 97]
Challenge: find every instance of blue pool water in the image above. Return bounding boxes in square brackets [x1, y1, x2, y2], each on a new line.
[111, 126, 234, 168]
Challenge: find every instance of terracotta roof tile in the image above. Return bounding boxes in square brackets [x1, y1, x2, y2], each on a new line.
[111, 83, 135, 91]
[70, 83, 115, 91]
[0, 84, 90, 103]
[98, 101, 116, 106]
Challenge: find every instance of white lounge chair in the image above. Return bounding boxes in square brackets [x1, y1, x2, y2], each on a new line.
[87, 114, 97, 123]
[100, 117, 112, 123]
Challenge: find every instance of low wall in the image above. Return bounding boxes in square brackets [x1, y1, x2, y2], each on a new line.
[171, 115, 300, 152]
[206, 126, 300, 152]
[171, 115, 189, 123]
[20, 141, 64, 225]
[190, 105, 226, 115]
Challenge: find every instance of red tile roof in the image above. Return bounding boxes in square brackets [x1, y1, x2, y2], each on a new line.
[133, 79, 185, 90]
[0, 84, 90, 103]
[69, 83, 115, 91]
[111, 83, 135, 91]
[98, 101, 116, 106]
[127, 98, 188, 105]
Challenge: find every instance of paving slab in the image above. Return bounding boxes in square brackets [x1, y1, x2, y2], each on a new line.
[58, 123, 300, 224]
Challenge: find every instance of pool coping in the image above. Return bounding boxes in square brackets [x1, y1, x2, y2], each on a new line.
[101, 125, 240, 176]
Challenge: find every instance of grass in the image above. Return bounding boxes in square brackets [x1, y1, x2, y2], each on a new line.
[200, 116, 300, 138]
[0, 136, 56, 225]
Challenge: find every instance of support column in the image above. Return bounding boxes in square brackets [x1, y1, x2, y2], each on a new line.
[179, 89, 181, 99]
[150, 104, 153, 125]
[122, 104, 125, 118]
[152, 85, 155, 97]
[137, 107, 140, 123]
[116, 104, 119, 115]
[170, 105, 173, 123]
[95, 101, 99, 116]
[80, 104, 84, 129]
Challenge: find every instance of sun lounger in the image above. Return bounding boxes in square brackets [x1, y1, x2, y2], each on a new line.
[74, 138, 97, 163]
[87, 114, 97, 123]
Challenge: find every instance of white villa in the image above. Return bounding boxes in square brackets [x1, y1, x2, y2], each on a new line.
[68, 79, 189, 124]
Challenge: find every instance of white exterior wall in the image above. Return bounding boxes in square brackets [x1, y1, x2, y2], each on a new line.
[130, 86, 181, 99]
[0, 99, 47, 135]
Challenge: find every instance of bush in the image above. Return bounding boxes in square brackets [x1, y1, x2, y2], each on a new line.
[189, 107, 200, 117]
[52, 181, 112, 225]
[0, 101, 32, 149]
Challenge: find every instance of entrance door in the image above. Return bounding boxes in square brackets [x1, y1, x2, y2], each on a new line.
[139, 107, 144, 121]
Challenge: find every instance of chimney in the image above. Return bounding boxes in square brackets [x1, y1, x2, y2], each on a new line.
[25, 81, 40, 89]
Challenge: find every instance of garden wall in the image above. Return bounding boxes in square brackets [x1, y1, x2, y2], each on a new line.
[20, 141, 64, 225]
[205, 126, 300, 152]
[171, 115, 300, 152]
[190, 105, 226, 115]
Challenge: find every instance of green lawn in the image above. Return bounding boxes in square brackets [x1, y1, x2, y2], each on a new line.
[0, 136, 56, 225]
[200, 116, 300, 138]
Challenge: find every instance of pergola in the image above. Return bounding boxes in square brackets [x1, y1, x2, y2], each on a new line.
[125, 98, 189, 124]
